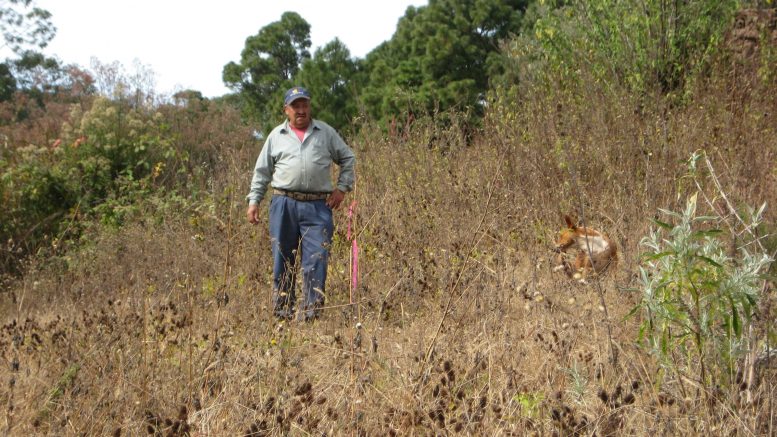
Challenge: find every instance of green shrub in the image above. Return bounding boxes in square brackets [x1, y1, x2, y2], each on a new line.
[0, 147, 75, 273]
[56, 97, 176, 222]
[636, 192, 772, 390]
[505, 0, 738, 99]
[0, 97, 180, 274]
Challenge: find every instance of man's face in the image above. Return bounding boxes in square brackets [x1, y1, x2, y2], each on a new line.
[284, 98, 311, 129]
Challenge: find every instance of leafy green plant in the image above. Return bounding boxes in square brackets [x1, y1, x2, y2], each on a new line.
[505, 0, 738, 99]
[0, 95, 186, 275]
[513, 391, 544, 419]
[0, 146, 75, 273]
[635, 192, 772, 390]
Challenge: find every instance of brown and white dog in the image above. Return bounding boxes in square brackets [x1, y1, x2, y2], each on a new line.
[552, 215, 617, 283]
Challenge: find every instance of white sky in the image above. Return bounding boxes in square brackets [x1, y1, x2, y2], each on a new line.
[33, 1, 427, 98]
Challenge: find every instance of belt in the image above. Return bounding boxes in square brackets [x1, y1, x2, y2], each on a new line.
[273, 189, 329, 201]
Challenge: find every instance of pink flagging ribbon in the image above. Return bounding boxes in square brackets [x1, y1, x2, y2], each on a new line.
[351, 240, 359, 292]
[347, 201, 359, 295]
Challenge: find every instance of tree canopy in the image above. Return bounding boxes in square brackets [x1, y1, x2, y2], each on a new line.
[0, 0, 56, 100]
[0, 0, 55, 55]
[294, 38, 358, 133]
[359, 0, 528, 124]
[223, 1, 531, 132]
[221, 0, 744, 133]
[222, 11, 312, 132]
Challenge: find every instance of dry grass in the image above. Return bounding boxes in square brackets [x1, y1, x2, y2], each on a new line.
[1, 68, 776, 435]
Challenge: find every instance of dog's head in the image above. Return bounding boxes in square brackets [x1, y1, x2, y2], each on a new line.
[554, 215, 579, 252]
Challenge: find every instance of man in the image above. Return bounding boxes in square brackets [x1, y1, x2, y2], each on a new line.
[246, 86, 356, 322]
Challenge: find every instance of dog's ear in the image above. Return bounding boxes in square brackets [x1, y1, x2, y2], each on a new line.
[564, 214, 577, 230]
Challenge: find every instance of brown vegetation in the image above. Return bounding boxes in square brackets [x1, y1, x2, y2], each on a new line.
[1, 23, 776, 437]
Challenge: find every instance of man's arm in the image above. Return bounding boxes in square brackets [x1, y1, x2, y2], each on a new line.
[246, 141, 274, 224]
[325, 130, 355, 210]
[331, 133, 356, 194]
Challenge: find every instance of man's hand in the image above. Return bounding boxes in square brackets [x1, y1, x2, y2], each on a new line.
[247, 204, 260, 224]
[326, 189, 345, 210]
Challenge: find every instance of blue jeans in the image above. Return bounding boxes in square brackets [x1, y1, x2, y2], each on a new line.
[269, 195, 333, 319]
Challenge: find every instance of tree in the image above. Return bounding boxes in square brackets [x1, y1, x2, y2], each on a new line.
[294, 38, 358, 133]
[87, 58, 157, 107]
[360, 0, 529, 126]
[223, 11, 311, 131]
[0, 51, 78, 124]
[0, 62, 15, 101]
[9, 50, 62, 90]
[0, 0, 55, 101]
[0, 0, 55, 55]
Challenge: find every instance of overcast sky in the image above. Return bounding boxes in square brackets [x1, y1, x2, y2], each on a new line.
[33, 0, 427, 98]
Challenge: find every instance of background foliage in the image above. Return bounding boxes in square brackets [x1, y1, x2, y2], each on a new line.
[1, 0, 775, 435]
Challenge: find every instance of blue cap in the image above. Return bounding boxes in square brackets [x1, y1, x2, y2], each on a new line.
[284, 86, 311, 106]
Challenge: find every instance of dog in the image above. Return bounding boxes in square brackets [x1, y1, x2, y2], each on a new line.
[552, 215, 617, 283]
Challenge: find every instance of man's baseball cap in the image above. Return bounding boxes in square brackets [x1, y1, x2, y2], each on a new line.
[284, 86, 311, 106]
